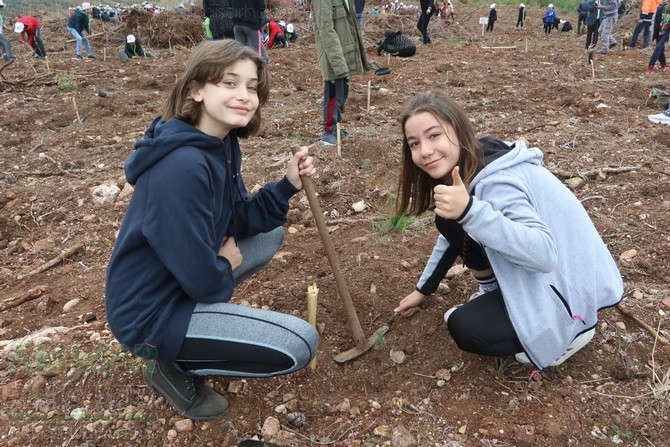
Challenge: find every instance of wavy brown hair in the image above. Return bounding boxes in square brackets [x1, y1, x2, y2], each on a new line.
[396, 91, 483, 217]
[161, 39, 271, 138]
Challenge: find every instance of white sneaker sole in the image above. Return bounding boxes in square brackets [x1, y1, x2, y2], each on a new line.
[648, 116, 670, 125]
[516, 328, 595, 367]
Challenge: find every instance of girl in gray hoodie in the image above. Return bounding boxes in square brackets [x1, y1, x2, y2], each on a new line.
[393, 92, 623, 371]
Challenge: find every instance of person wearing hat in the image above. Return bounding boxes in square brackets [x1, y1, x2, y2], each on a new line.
[14, 16, 47, 58]
[516, 3, 526, 28]
[265, 17, 287, 49]
[0, 0, 17, 61]
[544, 4, 556, 34]
[67, 2, 96, 60]
[118, 34, 155, 62]
[285, 23, 298, 43]
[486, 3, 497, 32]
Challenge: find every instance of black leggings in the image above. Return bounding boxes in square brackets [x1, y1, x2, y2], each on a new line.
[446, 288, 523, 356]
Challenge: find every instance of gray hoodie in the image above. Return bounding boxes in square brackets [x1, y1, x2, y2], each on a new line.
[420, 139, 623, 369]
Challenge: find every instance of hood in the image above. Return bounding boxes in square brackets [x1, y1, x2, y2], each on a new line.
[124, 117, 222, 185]
[470, 137, 543, 192]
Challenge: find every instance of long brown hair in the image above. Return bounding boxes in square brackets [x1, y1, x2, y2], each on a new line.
[396, 91, 482, 217]
[161, 39, 271, 138]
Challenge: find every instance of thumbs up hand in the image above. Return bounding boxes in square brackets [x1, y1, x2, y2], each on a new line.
[433, 166, 470, 220]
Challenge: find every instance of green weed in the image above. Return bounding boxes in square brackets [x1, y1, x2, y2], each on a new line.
[494, 357, 510, 376]
[57, 74, 75, 92]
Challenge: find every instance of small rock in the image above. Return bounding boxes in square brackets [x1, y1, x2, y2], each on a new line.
[174, 418, 193, 432]
[351, 200, 366, 213]
[33, 238, 55, 252]
[70, 407, 86, 420]
[118, 183, 134, 200]
[565, 177, 584, 189]
[374, 424, 392, 438]
[62, 298, 81, 313]
[392, 425, 417, 447]
[286, 412, 307, 428]
[335, 398, 351, 413]
[228, 380, 247, 394]
[435, 368, 451, 381]
[619, 249, 637, 264]
[90, 181, 121, 206]
[1, 380, 24, 400]
[390, 349, 406, 364]
[261, 416, 281, 438]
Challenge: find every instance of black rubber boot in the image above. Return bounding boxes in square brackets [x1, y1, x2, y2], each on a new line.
[144, 360, 229, 421]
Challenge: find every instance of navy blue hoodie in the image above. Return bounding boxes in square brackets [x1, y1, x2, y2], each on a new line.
[105, 117, 298, 360]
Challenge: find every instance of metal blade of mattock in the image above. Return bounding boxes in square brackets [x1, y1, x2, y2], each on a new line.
[291, 146, 389, 363]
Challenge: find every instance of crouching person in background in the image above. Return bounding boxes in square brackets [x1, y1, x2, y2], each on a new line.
[377, 30, 416, 57]
[118, 34, 155, 62]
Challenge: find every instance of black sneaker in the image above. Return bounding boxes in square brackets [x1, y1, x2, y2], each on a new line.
[88, 55, 96, 59]
[144, 360, 229, 421]
[76, 54, 83, 60]
[609, 42, 616, 49]
[340, 128, 349, 138]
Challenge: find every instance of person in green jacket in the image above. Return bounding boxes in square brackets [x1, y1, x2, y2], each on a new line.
[311, 0, 368, 145]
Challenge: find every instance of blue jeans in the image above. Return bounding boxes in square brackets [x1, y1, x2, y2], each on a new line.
[68, 27, 93, 57]
[0, 33, 16, 60]
[630, 20, 651, 48]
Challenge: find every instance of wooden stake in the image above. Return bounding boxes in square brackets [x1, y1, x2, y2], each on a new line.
[72, 97, 81, 124]
[366, 80, 371, 113]
[525, 38, 528, 53]
[103, 47, 106, 62]
[590, 59, 595, 78]
[307, 283, 319, 370]
[387, 52, 390, 66]
[336, 122, 341, 156]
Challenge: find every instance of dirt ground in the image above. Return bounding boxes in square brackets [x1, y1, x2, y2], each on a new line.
[1, 3, 670, 446]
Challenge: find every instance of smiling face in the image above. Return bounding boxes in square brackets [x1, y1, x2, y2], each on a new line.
[404, 111, 461, 181]
[191, 59, 259, 139]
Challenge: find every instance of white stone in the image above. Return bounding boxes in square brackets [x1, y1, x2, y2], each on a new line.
[90, 181, 121, 206]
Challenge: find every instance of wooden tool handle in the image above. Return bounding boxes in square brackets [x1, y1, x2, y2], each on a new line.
[291, 146, 367, 349]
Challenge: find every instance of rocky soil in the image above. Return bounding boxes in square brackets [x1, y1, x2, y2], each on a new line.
[1, 3, 670, 446]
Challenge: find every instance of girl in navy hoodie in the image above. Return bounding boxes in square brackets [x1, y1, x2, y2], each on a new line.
[393, 92, 622, 371]
[105, 39, 319, 421]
